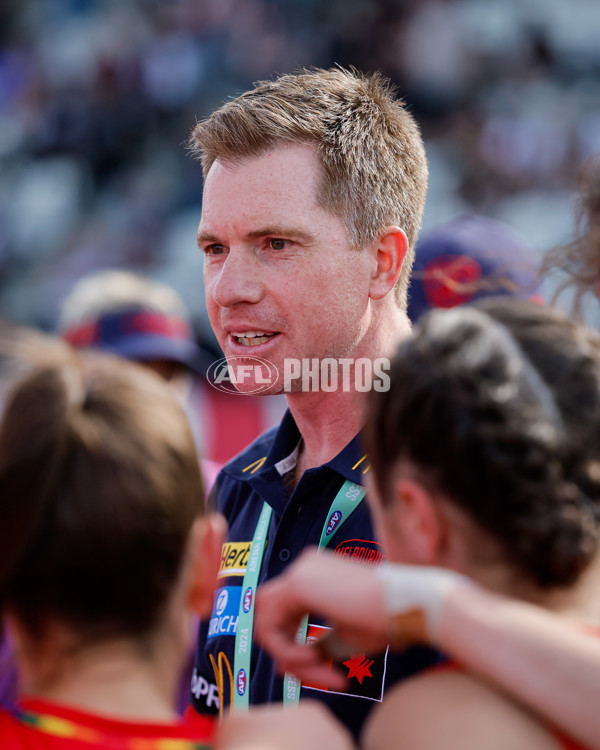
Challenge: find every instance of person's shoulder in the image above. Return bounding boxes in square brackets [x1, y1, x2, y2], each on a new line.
[218, 702, 353, 750]
[363, 667, 560, 750]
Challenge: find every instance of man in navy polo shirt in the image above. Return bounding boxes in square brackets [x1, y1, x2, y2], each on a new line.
[187, 67, 436, 738]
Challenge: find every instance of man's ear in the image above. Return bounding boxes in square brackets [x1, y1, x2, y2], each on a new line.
[187, 513, 227, 617]
[392, 478, 446, 565]
[368, 226, 408, 301]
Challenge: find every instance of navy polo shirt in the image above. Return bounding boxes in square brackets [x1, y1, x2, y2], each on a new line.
[190, 410, 439, 738]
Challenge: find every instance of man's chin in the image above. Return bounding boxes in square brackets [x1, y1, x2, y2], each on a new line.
[232, 380, 284, 397]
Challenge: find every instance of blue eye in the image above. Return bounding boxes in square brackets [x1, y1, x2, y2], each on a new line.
[269, 238, 287, 251]
[204, 244, 225, 256]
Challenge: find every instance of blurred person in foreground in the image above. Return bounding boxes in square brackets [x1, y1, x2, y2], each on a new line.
[407, 213, 542, 323]
[0, 347, 353, 750]
[188, 66, 437, 736]
[0, 324, 73, 711]
[256, 298, 600, 750]
[0, 347, 223, 746]
[57, 270, 287, 717]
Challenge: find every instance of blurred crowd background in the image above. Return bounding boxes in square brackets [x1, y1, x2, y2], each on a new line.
[1, 0, 599, 344]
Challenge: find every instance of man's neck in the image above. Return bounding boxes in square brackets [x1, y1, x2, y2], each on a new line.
[286, 308, 410, 474]
[287, 387, 363, 474]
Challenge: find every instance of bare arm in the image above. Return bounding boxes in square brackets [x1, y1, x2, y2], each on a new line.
[216, 702, 355, 750]
[438, 585, 600, 750]
[255, 550, 600, 750]
[362, 670, 560, 750]
[254, 550, 390, 690]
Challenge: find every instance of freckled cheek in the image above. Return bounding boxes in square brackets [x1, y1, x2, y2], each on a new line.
[202, 267, 213, 293]
[203, 285, 218, 314]
[203, 279, 222, 326]
[203, 267, 221, 299]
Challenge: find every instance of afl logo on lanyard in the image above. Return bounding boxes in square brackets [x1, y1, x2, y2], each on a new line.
[326, 510, 343, 536]
[242, 586, 253, 614]
[237, 668, 247, 697]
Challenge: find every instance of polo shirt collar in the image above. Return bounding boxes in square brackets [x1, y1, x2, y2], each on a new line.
[248, 409, 369, 489]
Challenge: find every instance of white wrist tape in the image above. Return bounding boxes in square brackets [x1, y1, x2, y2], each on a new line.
[375, 564, 470, 643]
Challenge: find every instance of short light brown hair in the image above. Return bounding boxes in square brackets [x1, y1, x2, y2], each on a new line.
[189, 67, 428, 309]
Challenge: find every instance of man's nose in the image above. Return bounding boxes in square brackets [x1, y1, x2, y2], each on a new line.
[210, 249, 265, 308]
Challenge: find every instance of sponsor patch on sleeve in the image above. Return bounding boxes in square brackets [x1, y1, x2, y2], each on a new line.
[301, 623, 388, 702]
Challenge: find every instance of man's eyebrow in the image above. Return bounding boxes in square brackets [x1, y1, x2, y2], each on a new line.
[197, 226, 317, 247]
[197, 230, 219, 246]
[245, 226, 316, 244]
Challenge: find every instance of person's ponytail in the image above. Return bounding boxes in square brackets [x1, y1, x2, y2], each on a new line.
[0, 365, 80, 608]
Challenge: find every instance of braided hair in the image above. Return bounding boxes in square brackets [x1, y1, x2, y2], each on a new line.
[366, 298, 600, 588]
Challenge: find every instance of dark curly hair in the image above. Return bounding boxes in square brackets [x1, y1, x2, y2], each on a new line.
[365, 298, 600, 588]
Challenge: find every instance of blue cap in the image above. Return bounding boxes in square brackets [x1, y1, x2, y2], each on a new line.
[407, 215, 542, 323]
[62, 306, 211, 375]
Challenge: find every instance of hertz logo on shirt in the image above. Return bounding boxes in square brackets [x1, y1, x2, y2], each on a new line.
[218, 542, 253, 578]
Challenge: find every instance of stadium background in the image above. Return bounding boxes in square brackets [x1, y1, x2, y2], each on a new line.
[1, 0, 599, 345]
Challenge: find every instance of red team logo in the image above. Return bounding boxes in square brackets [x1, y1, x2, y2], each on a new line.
[422, 255, 482, 308]
[303, 622, 386, 701]
[343, 654, 375, 685]
[334, 538, 384, 566]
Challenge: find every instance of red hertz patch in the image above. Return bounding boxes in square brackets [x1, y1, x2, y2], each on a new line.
[302, 624, 387, 702]
[334, 539, 384, 566]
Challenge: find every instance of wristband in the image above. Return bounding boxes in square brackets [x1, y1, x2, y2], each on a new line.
[375, 564, 470, 646]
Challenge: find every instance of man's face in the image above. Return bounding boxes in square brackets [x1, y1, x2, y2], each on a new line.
[198, 144, 374, 394]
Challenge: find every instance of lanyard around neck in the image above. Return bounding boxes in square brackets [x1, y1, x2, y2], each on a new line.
[232, 501, 272, 710]
[231, 478, 365, 711]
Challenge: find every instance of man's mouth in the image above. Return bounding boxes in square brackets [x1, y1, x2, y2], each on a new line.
[232, 331, 278, 347]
